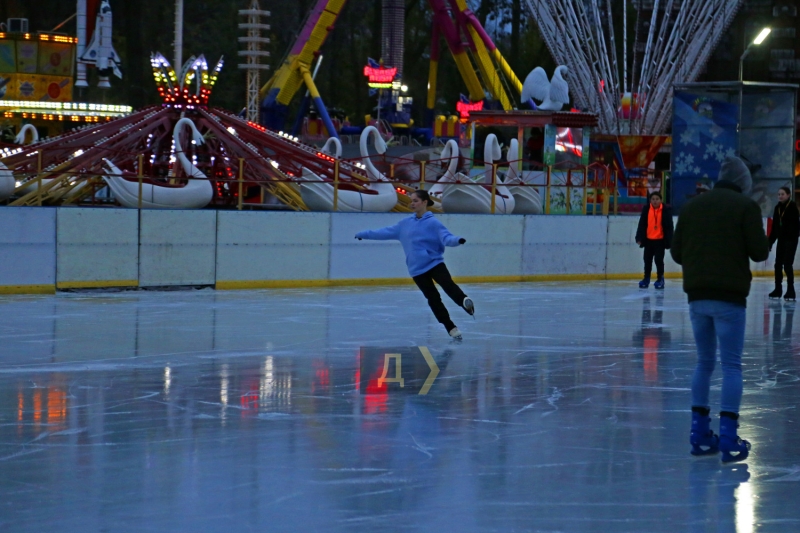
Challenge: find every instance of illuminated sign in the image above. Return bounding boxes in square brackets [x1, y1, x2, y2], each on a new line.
[456, 97, 483, 120]
[359, 346, 441, 396]
[0, 99, 132, 114]
[0, 32, 77, 44]
[363, 65, 397, 88]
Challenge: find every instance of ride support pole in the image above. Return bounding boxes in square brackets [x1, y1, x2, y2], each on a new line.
[419, 161, 426, 191]
[490, 163, 497, 214]
[333, 159, 339, 212]
[237, 158, 244, 210]
[566, 169, 571, 215]
[37, 150, 43, 206]
[545, 165, 551, 215]
[137, 154, 144, 209]
[614, 171, 619, 215]
[582, 166, 588, 215]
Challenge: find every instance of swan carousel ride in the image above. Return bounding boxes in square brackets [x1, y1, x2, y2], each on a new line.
[0, 126, 35, 200]
[0, 126, 31, 200]
[504, 138, 542, 214]
[0, 52, 370, 210]
[103, 117, 212, 208]
[0, 160, 12, 201]
[298, 126, 399, 212]
[432, 134, 514, 214]
[12, 124, 92, 198]
[12, 125, 48, 196]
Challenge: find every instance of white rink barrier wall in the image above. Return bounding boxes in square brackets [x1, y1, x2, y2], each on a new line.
[139, 210, 218, 287]
[0, 207, 56, 293]
[57, 208, 139, 289]
[0, 209, 778, 293]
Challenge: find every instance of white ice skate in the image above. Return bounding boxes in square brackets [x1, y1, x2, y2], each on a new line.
[463, 297, 475, 317]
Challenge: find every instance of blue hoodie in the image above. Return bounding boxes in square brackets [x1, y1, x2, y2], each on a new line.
[355, 212, 463, 277]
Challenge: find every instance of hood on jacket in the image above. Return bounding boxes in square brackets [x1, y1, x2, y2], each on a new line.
[717, 156, 752, 195]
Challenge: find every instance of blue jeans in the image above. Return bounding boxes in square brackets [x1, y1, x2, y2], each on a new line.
[689, 300, 746, 413]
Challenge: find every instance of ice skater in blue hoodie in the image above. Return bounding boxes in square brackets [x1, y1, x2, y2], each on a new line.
[355, 190, 474, 340]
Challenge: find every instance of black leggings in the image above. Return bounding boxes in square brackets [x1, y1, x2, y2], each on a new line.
[775, 239, 798, 286]
[412, 263, 467, 332]
[643, 239, 666, 279]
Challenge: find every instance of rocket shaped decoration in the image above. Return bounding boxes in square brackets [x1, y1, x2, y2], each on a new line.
[78, 0, 122, 88]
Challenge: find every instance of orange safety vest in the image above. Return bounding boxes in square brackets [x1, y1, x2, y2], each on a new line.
[647, 204, 664, 240]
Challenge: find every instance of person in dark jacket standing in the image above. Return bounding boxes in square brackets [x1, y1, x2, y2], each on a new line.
[671, 156, 769, 463]
[768, 186, 800, 301]
[636, 191, 674, 289]
[355, 190, 474, 340]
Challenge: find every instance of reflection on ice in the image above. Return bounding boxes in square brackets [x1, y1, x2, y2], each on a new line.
[164, 365, 171, 395]
[0, 281, 797, 531]
[736, 475, 755, 533]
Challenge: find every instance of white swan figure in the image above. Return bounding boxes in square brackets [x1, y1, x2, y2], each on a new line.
[320, 136, 342, 158]
[440, 134, 515, 214]
[15, 124, 39, 144]
[522, 66, 570, 111]
[10, 124, 48, 199]
[103, 117, 213, 209]
[300, 126, 397, 212]
[0, 161, 14, 200]
[428, 140, 461, 198]
[479, 132, 503, 184]
[505, 138, 542, 214]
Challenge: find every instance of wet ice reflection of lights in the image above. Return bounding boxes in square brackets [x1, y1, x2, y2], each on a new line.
[260, 356, 274, 405]
[736, 478, 755, 533]
[220, 364, 229, 407]
[220, 363, 229, 424]
[0, 281, 797, 530]
[257, 356, 292, 411]
[164, 366, 171, 394]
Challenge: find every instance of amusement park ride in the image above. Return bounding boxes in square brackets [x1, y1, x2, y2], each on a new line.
[0, 0, 755, 214]
[260, 0, 534, 142]
[0, 49, 420, 212]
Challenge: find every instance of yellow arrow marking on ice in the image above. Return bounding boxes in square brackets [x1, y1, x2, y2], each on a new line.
[418, 346, 439, 395]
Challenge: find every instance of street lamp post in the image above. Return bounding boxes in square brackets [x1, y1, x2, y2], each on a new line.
[739, 27, 772, 82]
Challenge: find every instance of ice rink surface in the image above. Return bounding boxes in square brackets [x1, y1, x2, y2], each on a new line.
[0, 280, 798, 532]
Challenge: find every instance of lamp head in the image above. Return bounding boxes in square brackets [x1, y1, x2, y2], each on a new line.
[753, 28, 771, 45]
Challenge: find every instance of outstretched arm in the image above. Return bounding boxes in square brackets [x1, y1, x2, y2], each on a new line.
[437, 223, 464, 247]
[355, 223, 401, 241]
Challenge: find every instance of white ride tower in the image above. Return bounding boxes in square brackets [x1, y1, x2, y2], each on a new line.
[525, 0, 742, 134]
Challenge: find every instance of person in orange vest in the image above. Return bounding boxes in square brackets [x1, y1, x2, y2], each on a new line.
[636, 191, 674, 289]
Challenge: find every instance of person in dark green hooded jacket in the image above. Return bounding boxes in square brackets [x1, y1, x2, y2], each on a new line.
[671, 155, 769, 463]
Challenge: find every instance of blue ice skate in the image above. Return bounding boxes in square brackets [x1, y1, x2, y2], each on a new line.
[719, 413, 750, 463]
[654, 277, 665, 290]
[690, 409, 719, 456]
[638, 277, 650, 289]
